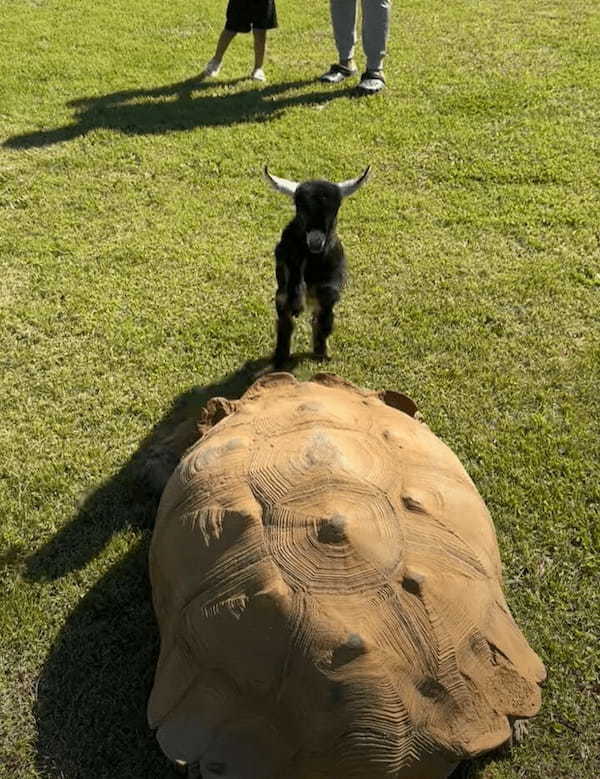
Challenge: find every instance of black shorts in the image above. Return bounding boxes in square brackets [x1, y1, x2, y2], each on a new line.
[225, 0, 277, 33]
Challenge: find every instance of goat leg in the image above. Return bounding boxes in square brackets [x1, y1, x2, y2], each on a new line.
[273, 297, 295, 369]
[288, 289, 304, 318]
[312, 285, 339, 361]
[286, 267, 306, 318]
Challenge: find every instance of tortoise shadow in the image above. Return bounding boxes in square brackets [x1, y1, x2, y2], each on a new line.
[3, 76, 354, 149]
[28, 358, 273, 778]
[450, 747, 513, 778]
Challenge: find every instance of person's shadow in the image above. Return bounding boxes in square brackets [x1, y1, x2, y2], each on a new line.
[26, 358, 273, 778]
[4, 76, 353, 149]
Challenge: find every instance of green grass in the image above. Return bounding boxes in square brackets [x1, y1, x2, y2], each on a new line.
[1, 0, 599, 776]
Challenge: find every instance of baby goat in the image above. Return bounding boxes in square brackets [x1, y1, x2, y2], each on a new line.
[264, 165, 370, 368]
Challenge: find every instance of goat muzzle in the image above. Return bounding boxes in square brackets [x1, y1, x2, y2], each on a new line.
[306, 230, 327, 253]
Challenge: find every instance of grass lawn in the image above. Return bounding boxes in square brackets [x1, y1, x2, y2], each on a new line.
[1, 0, 598, 776]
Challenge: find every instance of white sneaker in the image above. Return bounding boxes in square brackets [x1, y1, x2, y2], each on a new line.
[251, 68, 266, 81]
[203, 58, 221, 77]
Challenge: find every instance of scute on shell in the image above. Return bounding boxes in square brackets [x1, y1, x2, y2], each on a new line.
[148, 373, 545, 779]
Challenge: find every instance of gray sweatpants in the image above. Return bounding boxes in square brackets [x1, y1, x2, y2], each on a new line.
[330, 0, 391, 72]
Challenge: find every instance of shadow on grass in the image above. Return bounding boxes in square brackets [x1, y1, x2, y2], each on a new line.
[25, 358, 272, 778]
[450, 747, 514, 778]
[3, 75, 353, 149]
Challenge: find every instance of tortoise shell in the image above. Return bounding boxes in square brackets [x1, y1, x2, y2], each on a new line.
[148, 373, 545, 779]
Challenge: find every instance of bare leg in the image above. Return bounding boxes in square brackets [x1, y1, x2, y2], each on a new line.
[213, 28, 236, 63]
[253, 29, 267, 70]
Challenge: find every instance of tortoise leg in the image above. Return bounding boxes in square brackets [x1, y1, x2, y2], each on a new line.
[509, 717, 529, 745]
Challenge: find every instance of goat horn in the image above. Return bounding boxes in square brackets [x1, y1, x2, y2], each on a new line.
[337, 165, 371, 198]
[264, 166, 299, 197]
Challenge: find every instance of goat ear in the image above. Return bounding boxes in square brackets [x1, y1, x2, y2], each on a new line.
[264, 166, 299, 197]
[337, 165, 371, 198]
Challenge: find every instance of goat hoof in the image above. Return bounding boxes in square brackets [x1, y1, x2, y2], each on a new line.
[289, 297, 304, 317]
[313, 350, 331, 362]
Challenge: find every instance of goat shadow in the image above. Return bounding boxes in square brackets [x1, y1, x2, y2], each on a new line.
[25, 355, 506, 779]
[25, 358, 272, 779]
[3, 76, 353, 149]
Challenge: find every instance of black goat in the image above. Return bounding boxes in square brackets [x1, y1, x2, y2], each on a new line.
[264, 165, 370, 368]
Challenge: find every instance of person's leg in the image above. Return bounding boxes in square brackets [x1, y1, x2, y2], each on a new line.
[361, 0, 390, 72]
[213, 28, 237, 62]
[253, 29, 266, 70]
[250, 0, 276, 80]
[358, 0, 390, 92]
[203, 28, 236, 76]
[320, 0, 359, 81]
[331, 0, 358, 67]
[204, 0, 248, 75]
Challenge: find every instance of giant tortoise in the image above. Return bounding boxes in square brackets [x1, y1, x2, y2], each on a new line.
[148, 372, 545, 778]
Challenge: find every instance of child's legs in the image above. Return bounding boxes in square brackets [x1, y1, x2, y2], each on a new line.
[213, 28, 237, 62]
[361, 0, 391, 71]
[253, 29, 267, 69]
[330, 0, 358, 65]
